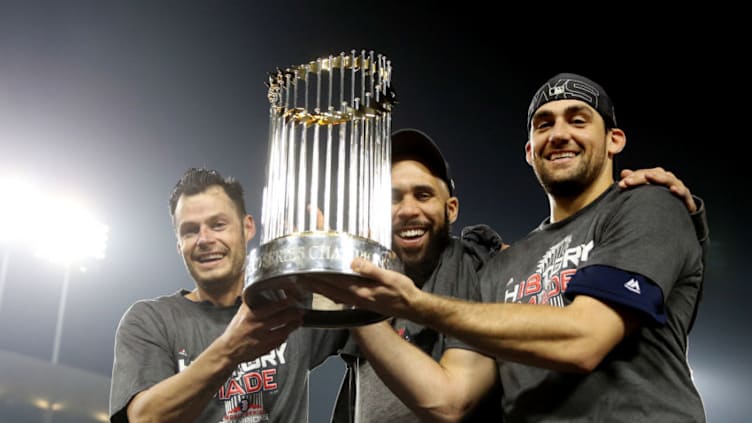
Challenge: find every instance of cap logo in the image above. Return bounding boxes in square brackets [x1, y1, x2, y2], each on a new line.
[549, 86, 567, 96]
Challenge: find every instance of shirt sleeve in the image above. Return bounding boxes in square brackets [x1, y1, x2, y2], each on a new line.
[690, 195, 709, 245]
[443, 259, 490, 354]
[565, 264, 666, 324]
[566, 186, 703, 311]
[460, 224, 504, 268]
[109, 302, 175, 422]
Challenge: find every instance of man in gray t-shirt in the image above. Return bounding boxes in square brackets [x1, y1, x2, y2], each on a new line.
[478, 182, 704, 421]
[109, 168, 346, 422]
[310, 73, 708, 422]
[330, 129, 505, 423]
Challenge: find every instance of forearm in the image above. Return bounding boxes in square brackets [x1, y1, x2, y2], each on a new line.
[352, 322, 473, 422]
[127, 339, 236, 422]
[409, 292, 625, 372]
[343, 259, 627, 372]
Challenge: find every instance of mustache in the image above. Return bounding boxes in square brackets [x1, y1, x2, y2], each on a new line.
[392, 219, 431, 231]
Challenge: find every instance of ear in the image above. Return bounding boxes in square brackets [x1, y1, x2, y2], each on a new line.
[446, 196, 459, 224]
[176, 240, 182, 255]
[244, 214, 256, 242]
[525, 140, 533, 166]
[607, 128, 627, 157]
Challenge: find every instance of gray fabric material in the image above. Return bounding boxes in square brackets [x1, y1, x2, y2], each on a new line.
[353, 361, 423, 423]
[688, 195, 709, 331]
[477, 184, 706, 422]
[110, 289, 346, 423]
[690, 195, 709, 245]
[331, 225, 503, 423]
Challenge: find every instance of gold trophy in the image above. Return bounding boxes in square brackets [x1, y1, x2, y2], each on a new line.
[243, 50, 401, 327]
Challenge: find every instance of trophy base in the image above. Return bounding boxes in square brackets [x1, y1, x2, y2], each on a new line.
[243, 231, 402, 328]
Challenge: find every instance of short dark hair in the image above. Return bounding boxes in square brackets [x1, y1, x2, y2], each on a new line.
[169, 167, 247, 223]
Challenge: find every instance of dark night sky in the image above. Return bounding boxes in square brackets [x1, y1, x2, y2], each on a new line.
[0, 1, 747, 422]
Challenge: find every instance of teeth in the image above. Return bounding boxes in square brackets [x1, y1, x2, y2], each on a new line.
[550, 152, 576, 160]
[198, 253, 223, 262]
[399, 229, 426, 239]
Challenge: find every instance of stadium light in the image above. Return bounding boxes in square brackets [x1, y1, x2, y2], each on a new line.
[33, 196, 109, 267]
[0, 176, 45, 313]
[0, 175, 109, 365]
[0, 176, 45, 244]
[31, 195, 109, 365]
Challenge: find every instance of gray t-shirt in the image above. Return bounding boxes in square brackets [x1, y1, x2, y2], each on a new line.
[477, 184, 706, 422]
[109, 289, 346, 423]
[332, 226, 503, 423]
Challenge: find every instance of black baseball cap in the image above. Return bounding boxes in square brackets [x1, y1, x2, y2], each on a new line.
[527, 73, 617, 131]
[391, 128, 455, 195]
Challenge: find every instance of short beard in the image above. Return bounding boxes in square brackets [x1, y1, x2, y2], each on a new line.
[190, 266, 242, 295]
[536, 152, 604, 199]
[540, 177, 589, 198]
[187, 243, 247, 296]
[401, 209, 451, 287]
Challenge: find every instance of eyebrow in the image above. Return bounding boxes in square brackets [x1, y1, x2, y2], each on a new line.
[177, 221, 198, 236]
[392, 184, 437, 195]
[177, 212, 230, 234]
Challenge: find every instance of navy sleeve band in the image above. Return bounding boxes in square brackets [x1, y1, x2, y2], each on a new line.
[564, 265, 666, 325]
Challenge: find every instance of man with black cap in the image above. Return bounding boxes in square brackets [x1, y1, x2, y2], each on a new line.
[330, 128, 505, 422]
[314, 73, 709, 422]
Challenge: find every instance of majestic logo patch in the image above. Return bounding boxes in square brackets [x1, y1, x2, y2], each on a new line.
[624, 278, 641, 294]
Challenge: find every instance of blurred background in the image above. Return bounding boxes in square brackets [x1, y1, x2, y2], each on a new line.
[0, 1, 745, 422]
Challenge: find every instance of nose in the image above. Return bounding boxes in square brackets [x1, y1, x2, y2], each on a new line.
[394, 196, 420, 221]
[196, 225, 215, 247]
[547, 118, 570, 145]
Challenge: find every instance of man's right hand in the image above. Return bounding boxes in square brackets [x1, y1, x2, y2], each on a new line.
[300, 257, 425, 321]
[221, 296, 304, 364]
[125, 296, 302, 423]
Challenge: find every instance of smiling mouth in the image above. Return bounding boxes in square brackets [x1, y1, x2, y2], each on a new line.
[548, 151, 578, 161]
[196, 253, 225, 264]
[394, 228, 429, 249]
[397, 228, 427, 239]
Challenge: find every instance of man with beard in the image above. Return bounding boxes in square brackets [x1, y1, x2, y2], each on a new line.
[109, 168, 346, 422]
[313, 74, 709, 422]
[330, 128, 505, 423]
[327, 123, 707, 422]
